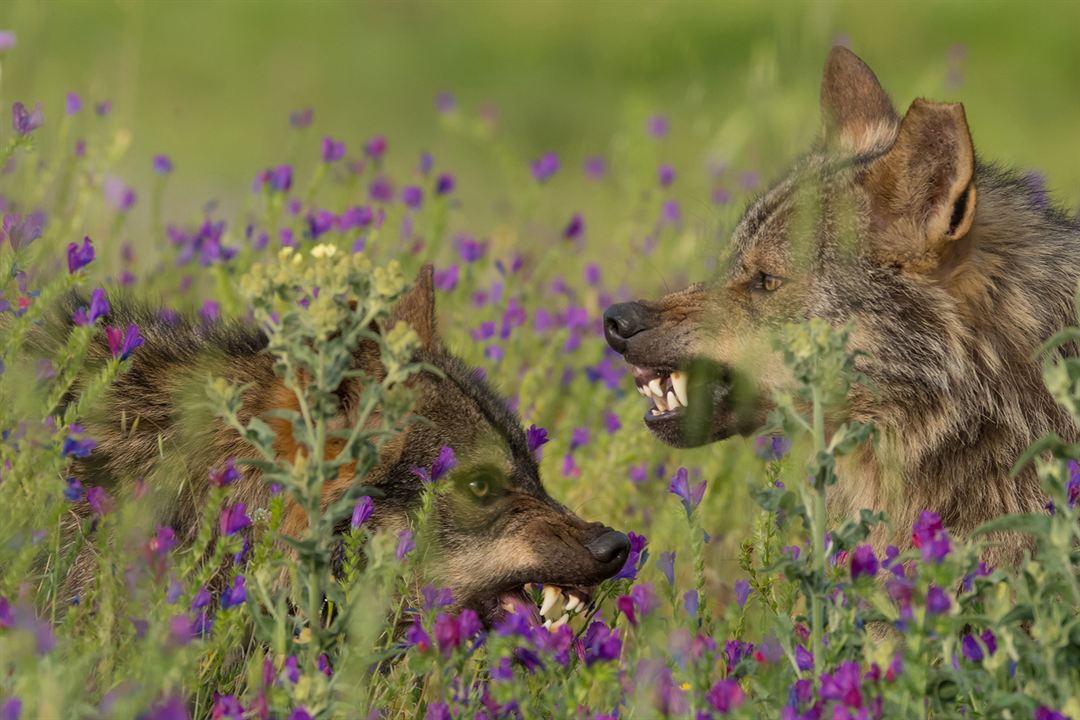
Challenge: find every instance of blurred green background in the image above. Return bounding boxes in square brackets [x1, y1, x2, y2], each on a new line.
[3, 0, 1079, 212]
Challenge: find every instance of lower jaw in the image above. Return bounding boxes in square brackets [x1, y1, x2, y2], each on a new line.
[643, 407, 738, 447]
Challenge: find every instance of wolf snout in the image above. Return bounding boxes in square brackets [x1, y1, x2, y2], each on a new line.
[603, 302, 656, 354]
[584, 528, 631, 568]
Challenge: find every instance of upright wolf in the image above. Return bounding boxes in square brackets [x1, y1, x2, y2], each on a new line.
[55, 265, 629, 626]
[604, 47, 1080, 566]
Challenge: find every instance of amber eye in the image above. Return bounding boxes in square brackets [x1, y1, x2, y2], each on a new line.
[756, 272, 783, 292]
[468, 479, 490, 498]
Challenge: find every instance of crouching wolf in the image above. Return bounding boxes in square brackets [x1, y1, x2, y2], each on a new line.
[604, 47, 1080, 566]
[56, 265, 629, 626]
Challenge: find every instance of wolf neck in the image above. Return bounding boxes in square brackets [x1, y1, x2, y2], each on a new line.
[839, 164, 1080, 554]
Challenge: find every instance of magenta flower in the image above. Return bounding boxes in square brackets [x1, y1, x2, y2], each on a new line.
[67, 236, 95, 273]
[0, 31, 15, 51]
[65, 92, 82, 115]
[613, 531, 648, 581]
[563, 213, 584, 241]
[647, 114, 669, 138]
[706, 679, 746, 714]
[584, 155, 606, 180]
[583, 621, 622, 666]
[221, 575, 246, 610]
[658, 164, 675, 188]
[669, 467, 706, 518]
[396, 529, 416, 560]
[366, 135, 387, 159]
[208, 457, 239, 487]
[2, 211, 46, 251]
[926, 585, 951, 614]
[153, 154, 173, 175]
[62, 435, 97, 458]
[433, 265, 459, 291]
[288, 709, 311, 720]
[662, 199, 681, 224]
[12, 102, 43, 135]
[401, 185, 423, 209]
[86, 486, 110, 516]
[850, 544, 879, 580]
[219, 503, 251, 536]
[212, 695, 243, 719]
[0, 698, 21, 720]
[1035, 708, 1070, 720]
[821, 661, 864, 708]
[321, 136, 346, 163]
[351, 496, 374, 529]
[405, 615, 431, 652]
[149, 526, 176, 557]
[105, 324, 144, 361]
[530, 152, 560, 183]
[912, 510, 951, 563]
[104, 177, 137, 211]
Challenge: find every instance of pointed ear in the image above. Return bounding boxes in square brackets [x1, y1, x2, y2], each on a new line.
[864, 99, 977, 272]
[820, 46, 898, 154]
[390, 263, 438, 348]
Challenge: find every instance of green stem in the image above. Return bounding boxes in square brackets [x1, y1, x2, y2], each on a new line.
[810, 385, 827, 684]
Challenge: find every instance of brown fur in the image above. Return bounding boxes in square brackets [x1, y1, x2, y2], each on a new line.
[605, 47, 1079, 568]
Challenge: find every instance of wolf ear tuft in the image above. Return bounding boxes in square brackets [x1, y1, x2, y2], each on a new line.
[390, 263, 438, 348]
[820, 46, 898, 154]
[865, 98, 977, 270]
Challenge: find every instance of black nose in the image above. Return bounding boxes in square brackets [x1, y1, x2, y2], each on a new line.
[603, 302, 653, 354]
[585, 529, 631, 567]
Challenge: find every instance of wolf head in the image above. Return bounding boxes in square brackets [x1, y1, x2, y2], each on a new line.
[603, 47, 997, 448]
[322, 267, 631, 626]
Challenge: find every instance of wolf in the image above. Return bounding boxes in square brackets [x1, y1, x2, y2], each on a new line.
[603, 47, 1080, 566]
[55, 265, 629, 626]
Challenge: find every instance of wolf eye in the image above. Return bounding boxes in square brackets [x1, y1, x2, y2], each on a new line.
[752, 272, 783, 293]
[468, 479, 490, 498]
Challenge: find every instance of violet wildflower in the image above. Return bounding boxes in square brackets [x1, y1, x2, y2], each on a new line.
[713, 187, 732, 205]
[370, 177, 394, 203]
[288, 709, 312, 720]
[282, 655, 300, 683]
[321, 136, 346, 163]
[71, 287, 110, 327]
[0, 597, 10, 629]
[221, 575, 246, 609]
[67, 236, 95, 273]
[412, 445, 457, 484]
[820, 661, 864, 708]
[435, 173, 455, 195]
[211, 695, 243, 719]
[425, 704, 451, 720]
[396, 529, 416, 560]
[366, 135, 387, 159]
[0, 31, 15, 51]
[735, 579, 751, 608]
[456, 234, 487, 263]
[1035, 709, 1070, 720]
[289, 107, 313, 128]
[662, 199, 681, 224]
[604, 412, 621, 434]
[168, 614, 195, 646]
[754, 434, 791, 461]
[706, 680, 746, 714]
[12, 102, 43, 135]
[613, 531, 648, 581]
[1067, 459, 1080, 507]
[658, 164, 675, 188]
[658, 551, 675, 586]
[318, 654, 332, 677]
[405, 615, 431, 652]
[850, 544, 879, 580]
[402, 185, 423, 209]
[153, 154, 173, 175]
[584, 155, 606, 180]
[669, 467, 706, 518]
[351, 496, 374, 529]
[433, 265, 459, 291]
[531, 152, 560, 183]
[95, 100, 111, 117]
[795, 644, 814, 671]
[64, 477, 84, 502]
[219, 503, 251, 536]
[911, 510, 951, 563]
[961, 633, 985, 662]
[683, 589, 699, 617]
[201, 300, 220, 323]
[422, 586, 453, 611]
[570, 427, 589, 451]
[105, 324, 144, 360]
[563, 213, 584, 241]
[62, 435, 97, 458]
[208, 457, 239, 487]
[583, 621, 621, 666]
[526, 424, 549, 455]
[648, 114, 670, 138]
[104, 177, 137, 211]
[926, 585, 952, 614]
[2, 211, 46, 251]
[0, 699, 20, 720]
[149, 526, 176, 557]
[258, 165, 292, 193]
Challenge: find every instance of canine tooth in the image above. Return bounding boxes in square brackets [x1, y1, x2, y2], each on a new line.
[551, 613, 570, 629]
[648, 378, 663, 397]
[667, 391, 679, 409]
[542, 619, 552, 629]
[651, 409, 661, 417]
[501, 600, 516, 613]
[637, 385, 648, 398]
[565, 595, 582, 613]
[671, 372, 688, 406]
[540, 586, 561, 618]
[654, 393, 668, 412]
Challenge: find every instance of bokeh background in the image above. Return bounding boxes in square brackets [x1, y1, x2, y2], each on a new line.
[3, 0, 1080, 602]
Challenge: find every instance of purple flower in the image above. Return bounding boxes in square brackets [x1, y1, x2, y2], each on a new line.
[212, 695, 242, 720]
[288, 709, 312, 720]
[604, 412, 621, 434]
[221, 575, 246, 609]
[67, 236, 95, 273]
[144, 695, 188, 720]
[208, 458, 239, 488]
[821, 661, 863, 708]
[669, 467, 706, 518]
[105, 324, 144, 361]
[433, 265, 459, 291]
[435, 173, 455, 195]
[104, 177, 137, 211]
[961, 633, 985, 662]
[658, 164, 675, 188]
[850, 544, 879, 580]
[0, 31, 15, 51]
[563, 213, 584, 241]
[149, 526, 176, 557]
[424, 703, 451, 720]
[366, 135, 387, 159]
[662, 199, 681, 224]
[95, 100, 112, 117]
[614, 531, 648, 581]
[153, 154, 173, 175]
[706, 679, 746, 714]
[62, 435, 97, 458]
[926, 585, 951, 614]
[169, 614, 195, 646]
[0, 698, 21, 720]
[321, 136, 346, 163]
[257, 165, 293, 193]
[684, 589, 699, 617]
[795, 644, 814, 671]
[569, 427, 589, 452]
[402, 185, 423, 209]
[0, 597, 12, 630]
[289, 108, 313, 129]
[12, 102, 43, 135]
[435, 92, 456, 113]
[219, 503, 251, 536]
[658, 551, 675, 586]
[754, 435, 791, 461]
[531, 152, 560, 183]
[583, 621, 622, 666]
[584, 155, 606, 180]
[526, 424, 549, 455]
[64, 92, 82, 115]
[1067, 460, 1080, 508]
[2, 211, 46, 251]
[456, 234, 487, 263]
[396, 529, 416, 560]
[421, 586, 454, 612]
[735, 579, 751, 608]
[1035, 708, 1070, 720]
[413, 446, 457, 484]
[912, 510, 951, 563]
[351, 496, 374, 529]
[405, 615, 431, 652]
[648, 114, 669, 138]
[201, 301, 220, 323]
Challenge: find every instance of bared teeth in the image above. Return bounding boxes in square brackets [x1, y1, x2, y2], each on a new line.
[648, 378, 663, 398]
[654, 393, 668, 412]
[667, 391, 679, 409]
[551, 613, 570, 629]
[671, 371, 688, 406]
[565, 594, 582, 613]
[539, 585, 561, 618]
